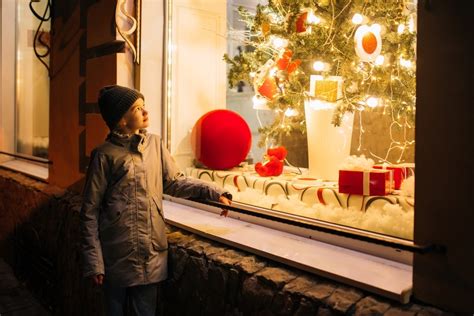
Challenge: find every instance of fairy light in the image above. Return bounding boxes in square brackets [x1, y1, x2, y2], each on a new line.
[399, 57, 412, 68]
[271, 36, 288, 49]
[307, 11, 321, 24]
[375, 55, 385, 66]
[371, 23, 382, 34]
[249, 72, 256, 78]
[397, 24, 405, 34]
[252, 95, 268, 110]
[366, 97, 379, 108]
[351, 13, 363, 24]
[284, 108, 298, 117]
[269, 67, 277, 77]
[313, 61, 325, 71]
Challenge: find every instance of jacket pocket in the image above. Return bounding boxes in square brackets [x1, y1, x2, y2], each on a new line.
[151, 196, 168, 251]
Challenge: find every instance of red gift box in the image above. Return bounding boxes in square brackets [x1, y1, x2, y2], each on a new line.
[338, 169, 393, 196]
[373, 163, 415, 190]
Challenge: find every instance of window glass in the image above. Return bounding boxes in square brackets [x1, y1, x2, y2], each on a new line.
[167, 0, 416, 241]
[15, 0, 50, 158]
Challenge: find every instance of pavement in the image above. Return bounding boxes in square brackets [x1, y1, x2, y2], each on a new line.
[0, 258, 50, 316]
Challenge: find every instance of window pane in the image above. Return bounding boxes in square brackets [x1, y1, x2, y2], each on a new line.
[15, 0, 50, 159]
[167, 0, 416, 241]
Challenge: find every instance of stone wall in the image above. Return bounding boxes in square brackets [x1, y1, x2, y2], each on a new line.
[0, 168, 450, 315]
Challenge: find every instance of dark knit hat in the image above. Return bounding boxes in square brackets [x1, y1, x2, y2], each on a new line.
[98, 85, 144, 129]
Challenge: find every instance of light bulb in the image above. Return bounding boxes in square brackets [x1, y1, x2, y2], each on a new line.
[397, 24, 405, 34]
[269, 67, 277, 77]
[307, 12, 321, 24]
[313, 61, 325, 71]
[284, 108, 298, 117]
[375, 55, 385, 66]
[366, 97, 379, 108]
[352, 13, 363, 24]
[371, 23, 382, 34]
[271, 36, 288, 49]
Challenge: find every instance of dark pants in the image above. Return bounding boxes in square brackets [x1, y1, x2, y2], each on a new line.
[103, 282, 158, 316]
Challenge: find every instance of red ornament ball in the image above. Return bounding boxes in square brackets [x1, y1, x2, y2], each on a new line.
[191, 109, 252, 170]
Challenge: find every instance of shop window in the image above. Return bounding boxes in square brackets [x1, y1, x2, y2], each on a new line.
[0, 0, 51, 179]
[165, 0, 416, 248]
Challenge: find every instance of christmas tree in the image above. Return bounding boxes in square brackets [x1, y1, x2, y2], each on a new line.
[224, 0, 416, 156]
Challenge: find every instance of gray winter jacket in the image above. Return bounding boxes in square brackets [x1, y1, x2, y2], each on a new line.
[80, 130, 226, 287]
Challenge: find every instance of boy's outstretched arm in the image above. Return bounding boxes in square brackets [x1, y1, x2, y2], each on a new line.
[161, 140, 233, 208]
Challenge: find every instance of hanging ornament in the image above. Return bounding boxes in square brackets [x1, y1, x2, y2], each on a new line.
[276, 49, 302, 74]
[261, 22, 271, 36]
[254, 59, 278, 100]
[354, 24, 382, 62]
[258, 77, 278, 100]
[295, 11, 308, 33]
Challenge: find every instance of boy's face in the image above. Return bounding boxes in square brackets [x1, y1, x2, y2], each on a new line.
[118, 98, 149, 134]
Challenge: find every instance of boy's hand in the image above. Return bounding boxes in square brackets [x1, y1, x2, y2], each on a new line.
[219, 195, 231, 217]
[91, 274, 104, 286]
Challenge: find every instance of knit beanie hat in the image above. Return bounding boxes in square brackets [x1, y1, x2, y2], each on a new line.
[98, 85, 144, 129]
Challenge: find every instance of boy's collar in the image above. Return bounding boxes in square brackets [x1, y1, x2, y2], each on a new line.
[107, 129, 148, 152]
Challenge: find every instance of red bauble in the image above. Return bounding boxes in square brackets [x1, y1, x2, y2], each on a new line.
[191, 110, 252, 170]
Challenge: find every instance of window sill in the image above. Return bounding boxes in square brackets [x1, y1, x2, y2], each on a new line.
[0, 159, 48, 181]
[163, 199, 413, 303]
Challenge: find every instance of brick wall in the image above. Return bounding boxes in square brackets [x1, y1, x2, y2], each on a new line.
[0, 169, 450, 315]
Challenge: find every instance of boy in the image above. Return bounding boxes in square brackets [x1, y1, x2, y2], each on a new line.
[80, 85, 231, 316]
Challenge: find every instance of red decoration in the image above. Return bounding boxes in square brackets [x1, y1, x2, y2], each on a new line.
[362, 32, 377, 54]
[373, 163, 415, 190]
[258, 77, 278, 100]
[255, 156, 284, 177]
[267, 146, 288, 161]
[295, 12, 308, 33]
[338, 169, 393, 196]
[191, 110, 252, 170]
[254, 146, 287, 177]
[276, 49, 301, 74]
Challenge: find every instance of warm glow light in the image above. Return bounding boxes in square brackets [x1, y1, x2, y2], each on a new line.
[371, 23, 381, 34]
[307, 12, 321, 24]
[366, 97, 379, 108]
[249, 72, 256, 78]
[375, 55, 385, 66]
[284, 108, 298, 117]
[399, 57, 413, 68]
[397, 24, 405, 34]
[313, 61, 325, 71]
[271, 36, 288, 49]
[352, 13, 363, 24]
[269, 67, 278, 77]
[252, 95, 268, 110]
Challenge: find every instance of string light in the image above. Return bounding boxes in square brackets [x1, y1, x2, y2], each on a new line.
[351, 13, 363, 24]
[284, 108, 298, 117]
[397, 24, 405, 34]
[307, 11, 321, 24]
[313, 61, 325, 71]
[399, 57, 412, 68]
[371, 23, 382, 34]
[366, 97, 379, 108]
[375, 55, 385, 66]
[270, 36, 288, 49]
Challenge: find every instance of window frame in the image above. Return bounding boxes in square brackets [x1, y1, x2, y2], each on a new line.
[159, 0, 428, 263]
[0, 0, 50, 181]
